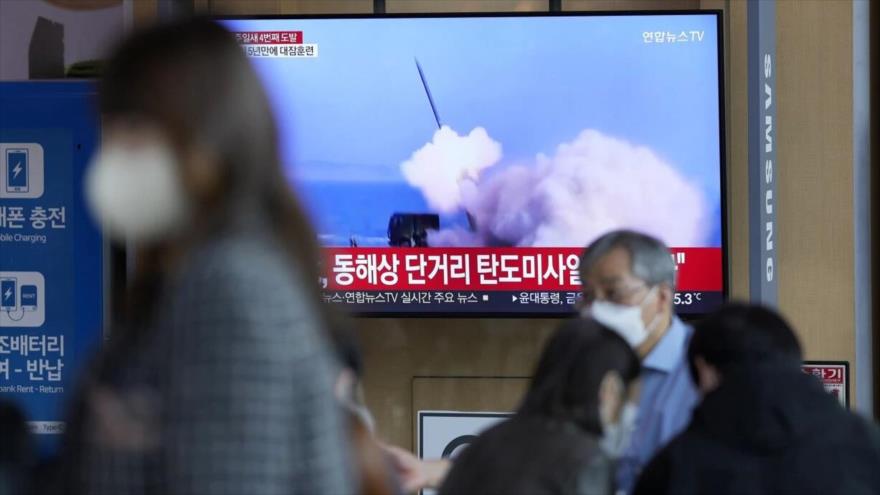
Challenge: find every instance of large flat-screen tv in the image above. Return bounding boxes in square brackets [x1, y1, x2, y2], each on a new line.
[219, 12, 726, 316]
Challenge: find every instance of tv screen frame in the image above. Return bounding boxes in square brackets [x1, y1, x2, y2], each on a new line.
[216, 10, 728, 319]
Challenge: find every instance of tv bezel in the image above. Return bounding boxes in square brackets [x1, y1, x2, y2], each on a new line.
[216, 10, 728, 320]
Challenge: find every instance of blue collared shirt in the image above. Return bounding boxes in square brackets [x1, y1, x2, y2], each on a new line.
[615, 316, 699, 495]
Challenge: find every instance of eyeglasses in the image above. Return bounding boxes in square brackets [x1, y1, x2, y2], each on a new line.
[581, 282, 649, 307]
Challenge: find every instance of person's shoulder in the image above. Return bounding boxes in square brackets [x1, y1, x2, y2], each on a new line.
[168, 234, 318, 328]
[183, 233, 292, 281]
[572, 448, 613, 495]
[468, 416, 519, 446]
[788, 411, 880, 491]
[632, 422, 710, 495]
[829, 409, 880, 453]
[515, 418, 607, 468]
[174, 233, 312, 303]
[652, 416, 720, 471]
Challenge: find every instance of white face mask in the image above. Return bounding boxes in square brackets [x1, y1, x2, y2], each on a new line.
[600, 401, 638, 459]
[583, 286, 659, 348]
[85, 142, 190, 244]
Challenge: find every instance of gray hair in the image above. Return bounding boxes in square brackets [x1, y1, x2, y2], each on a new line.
[579, 230, 676, 289]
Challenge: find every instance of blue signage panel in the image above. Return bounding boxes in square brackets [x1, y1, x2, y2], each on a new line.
[0, 81, 103, 456]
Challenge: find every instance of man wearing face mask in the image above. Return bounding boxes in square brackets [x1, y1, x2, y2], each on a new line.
[578, 230, 699, 495]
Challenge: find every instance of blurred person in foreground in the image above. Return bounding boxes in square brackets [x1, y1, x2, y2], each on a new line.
[56, 18, 351, 494]
[327, 314, 399, 495]
[327, 313, 451, 494]
[633, 303, 880, 495]
[579, 230, 699, 494]
[438, 318, 642, 495]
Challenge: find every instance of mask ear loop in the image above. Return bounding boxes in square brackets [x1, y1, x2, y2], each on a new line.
[639, 286, 663, 334]
[599, 370, 625, 426]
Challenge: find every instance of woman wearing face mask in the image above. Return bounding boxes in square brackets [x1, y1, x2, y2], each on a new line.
[53, 18, 352, 495]
[438, 318, 641, 495]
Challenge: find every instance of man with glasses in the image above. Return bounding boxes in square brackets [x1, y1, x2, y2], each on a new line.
[578, 230, 698, 495]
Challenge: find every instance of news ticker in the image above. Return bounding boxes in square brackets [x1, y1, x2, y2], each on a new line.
[321, 290, 723, 314]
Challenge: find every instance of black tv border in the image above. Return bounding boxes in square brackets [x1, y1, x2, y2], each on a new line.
[215, 10, 728, 320]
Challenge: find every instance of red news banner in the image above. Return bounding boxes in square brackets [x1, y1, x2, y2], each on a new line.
[323, 247, 722, 292]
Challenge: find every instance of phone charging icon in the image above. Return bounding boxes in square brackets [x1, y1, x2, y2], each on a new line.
[0, 278, 17, 310]
[0, 143, 43, 199]
[6, 149, 28, 193]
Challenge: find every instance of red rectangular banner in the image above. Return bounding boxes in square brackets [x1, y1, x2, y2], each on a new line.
[802, 362, 848, 408]
[322, 247, 722, 292]
[233, 31, 303, 44]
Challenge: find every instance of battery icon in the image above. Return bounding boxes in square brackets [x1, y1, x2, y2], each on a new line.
[20, 285, 38, 310]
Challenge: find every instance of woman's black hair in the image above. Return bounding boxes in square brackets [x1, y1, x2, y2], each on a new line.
[326, 312, 364, 378]
[98, 17, 327, 339]
[518, 318, 641, 435]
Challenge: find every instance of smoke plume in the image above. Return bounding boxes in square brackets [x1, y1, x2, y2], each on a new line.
[404, 128, 710, 248]
[400, 126, 502, 213]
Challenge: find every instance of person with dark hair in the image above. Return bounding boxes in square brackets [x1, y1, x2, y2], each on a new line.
[438, 319, 642, 495]
[579, 230, 698, 494]
[58, 17, 351, 494]
[327, 312, 372, 427]
[633, 303, 880, 495]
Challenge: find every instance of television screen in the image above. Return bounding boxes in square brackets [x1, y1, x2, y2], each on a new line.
[220, 12, 725, 316]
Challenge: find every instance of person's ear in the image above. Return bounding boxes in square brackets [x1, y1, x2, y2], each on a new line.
[334, 368, 357, 402]
[694, 356, 721, 395]
[598, 370, 625, 424]
[180, 144, 222, 202]
[656, 283, 673, 312]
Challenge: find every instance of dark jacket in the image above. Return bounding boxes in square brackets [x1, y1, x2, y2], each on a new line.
[633, 365, 880, 495]
[439, 416, 613, 495]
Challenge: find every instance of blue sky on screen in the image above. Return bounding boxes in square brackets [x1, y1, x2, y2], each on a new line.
[220, 15, 722, 247]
